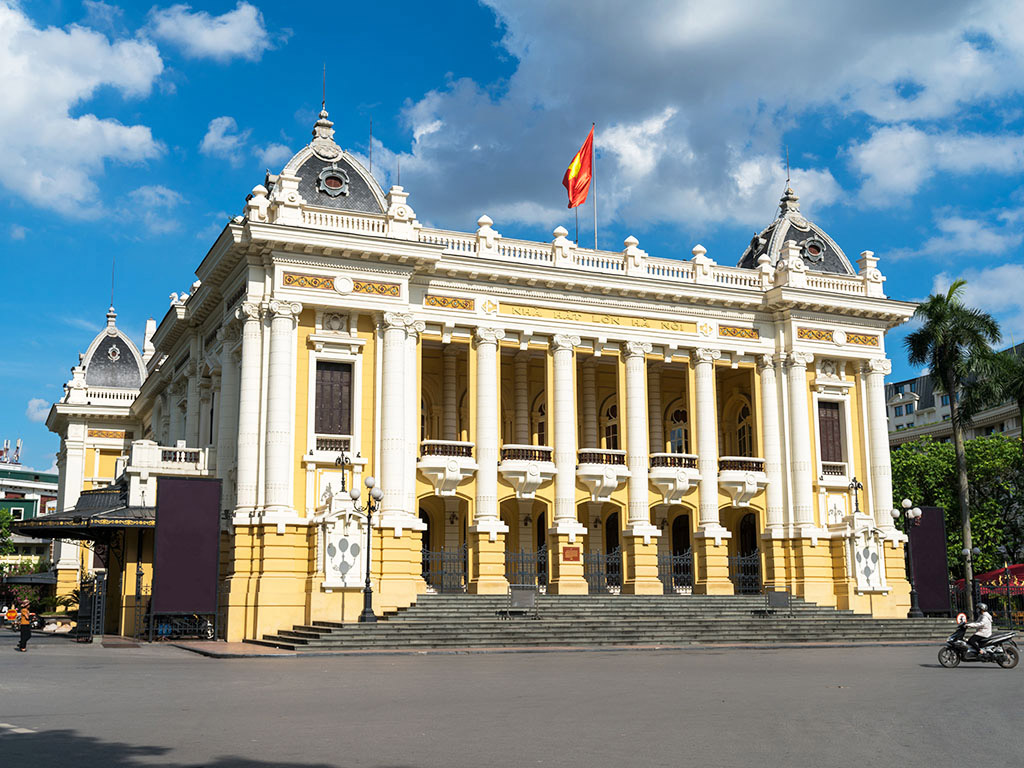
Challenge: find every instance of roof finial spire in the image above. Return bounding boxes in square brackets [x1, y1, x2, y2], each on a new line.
[322, 62, 326, 112]
[786, 145, 790, 186]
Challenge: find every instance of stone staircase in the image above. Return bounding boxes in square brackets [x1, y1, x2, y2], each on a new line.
[248, 594, 955, 652]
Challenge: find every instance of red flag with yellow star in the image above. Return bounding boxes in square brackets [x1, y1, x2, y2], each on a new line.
[562, 125, 594, 208]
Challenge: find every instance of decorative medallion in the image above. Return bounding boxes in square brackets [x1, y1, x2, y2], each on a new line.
[698, 321, 715, 337]
[107, 344, 121, 362]
[322, 313, 348, 332]
[334, 276, 354, 295]
[797, 327, 834, 343]
[481, 299, 498, 315]
[282, 272, 335, 290]
[802, 237, 826, 263]
[317, 164, 350, 197]
[719, 325, 759, 340]
[847, 333, 879, 347]
[425, 295, 474, 311]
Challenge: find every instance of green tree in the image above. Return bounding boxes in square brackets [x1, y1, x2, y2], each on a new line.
[905, 278, 1000, 614]
[0, 508, 14, 558]
[962, 345, 1024, 458]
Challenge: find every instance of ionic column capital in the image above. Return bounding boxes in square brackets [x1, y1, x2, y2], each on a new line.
[756, 353, 779, 372]
[268, 300, 303, 320]
[474, 326, 506, 346]
[693, 347, 721, 365]
[382, 311, 425, 335]
[623, 340, 652, 359]
[236, 301, 261, 322]
[552, 334, 581, 352]
[217, 324, 241, 345]
[863, 358, 892, 376]
[786, 350, 815, 369]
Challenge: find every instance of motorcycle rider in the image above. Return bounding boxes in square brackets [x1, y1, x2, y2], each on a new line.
[965, 602, 994, 657]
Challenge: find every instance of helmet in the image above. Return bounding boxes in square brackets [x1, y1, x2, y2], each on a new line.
[978, 603, 988, 612]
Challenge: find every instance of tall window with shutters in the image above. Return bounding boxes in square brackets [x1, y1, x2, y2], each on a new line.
[817, 401, 844, 474]
[315, 361, 353, 436]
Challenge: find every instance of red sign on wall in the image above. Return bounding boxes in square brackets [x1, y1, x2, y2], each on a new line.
[562, 546, 581, 562]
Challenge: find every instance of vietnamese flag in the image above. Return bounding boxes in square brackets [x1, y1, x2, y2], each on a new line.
[562, 125, 594, 208]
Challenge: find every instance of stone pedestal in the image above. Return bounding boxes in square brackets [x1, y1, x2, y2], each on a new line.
[548, 533, 588, 594]
[373, 525, 427, 612]
[467, 529, 509, 594]
[761, 534, 788, 591]
[692, 535, 734, 595]
[788, 538, 835, 606]
[621, 533, 662, 594]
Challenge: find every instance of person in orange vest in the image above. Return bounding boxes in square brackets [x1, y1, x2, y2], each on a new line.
[17, 600, 31, 652]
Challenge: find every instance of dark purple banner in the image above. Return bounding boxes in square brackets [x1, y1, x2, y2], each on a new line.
[909, 506, 950, 615]
[152, 476, 222, 614]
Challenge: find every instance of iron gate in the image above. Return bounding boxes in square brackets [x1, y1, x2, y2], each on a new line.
[658, 551, 694, 594]
[505, 546, 548, 589]
[74, 572, 106, 643]
[422, 545, 468, 593]
[729, 551, 763, 595]
[585, 547, 622, 594]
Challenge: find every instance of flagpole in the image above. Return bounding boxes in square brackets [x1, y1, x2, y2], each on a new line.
[575, 208, 579, 245]
[592, 122, 597, 252]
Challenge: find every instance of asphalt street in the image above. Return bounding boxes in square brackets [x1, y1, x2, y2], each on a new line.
[0, 632, 1020, 768]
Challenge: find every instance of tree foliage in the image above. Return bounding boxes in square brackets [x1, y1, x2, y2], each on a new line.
[0, 508, 14, 557]
[891, 435, 1023, 577]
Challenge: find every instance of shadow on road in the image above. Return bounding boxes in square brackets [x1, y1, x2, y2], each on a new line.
[0, 728, 419, 768]
[918, 663, 1004, 670]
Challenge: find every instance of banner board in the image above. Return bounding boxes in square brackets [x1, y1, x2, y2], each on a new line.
[909, 506, 950, 615]
[152, 476, 222, 615]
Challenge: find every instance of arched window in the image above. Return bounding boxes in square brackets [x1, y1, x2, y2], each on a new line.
[602, 404, 619, 450]
[666, 404, 690, 453]
[421, 398, 427, 441]
[532, 402, 547, 446]
[736, 402, 753, 457]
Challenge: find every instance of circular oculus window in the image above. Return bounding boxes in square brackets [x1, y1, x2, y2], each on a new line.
[802, 238, 825, 262]
[317, 165, 350, 197]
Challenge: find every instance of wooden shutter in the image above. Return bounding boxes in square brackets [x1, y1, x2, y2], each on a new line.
[315, 362, 352, 435]
[817, 401, 842, 463]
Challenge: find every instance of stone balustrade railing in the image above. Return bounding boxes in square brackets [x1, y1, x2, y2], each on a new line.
[500, 444, 554, 463]
[719, 456, 766, 473]
[577, 449, 627, 466]
[650, 453, 699, 469]
[421, 440, 474, 458]
[315, 434, 351, 453]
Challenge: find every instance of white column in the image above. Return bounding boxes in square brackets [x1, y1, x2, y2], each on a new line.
[514, 351, 531, 444]
[262, 299, 302, 516]
[380, 312, 409, 518]
[864, 358, 895, 531]
[786, 351, 815, 528]
[185, 357, 200, 447]
[216, 327, 241, 504]
[758, 354, 785, 529]
[234, 302, 262, 515]
[198, 379, 212, 447]
[54, 437, 84, 572]
[406, 324, 421, 513]
[694, 348, 723, 530]
[582, 359, 598, 449]
[624, 341, 657, 536]
[471, 327, 508, 540]
[442, 345, 458, 441]
[552, 335, 582, 528]
[648, 363, 663, 454]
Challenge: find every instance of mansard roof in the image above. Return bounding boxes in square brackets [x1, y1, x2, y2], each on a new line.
[82, 307, 146, 390]
[737, 186, 855, 276]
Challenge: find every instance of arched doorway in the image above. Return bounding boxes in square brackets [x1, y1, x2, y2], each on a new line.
[729, 512, 762, 594]
[738, 513, 757, 556]
[671, 515, 690, 555]
[419, 509, 432, 553]
[604, 512, 619, 554]
[536, 512, 546, 551]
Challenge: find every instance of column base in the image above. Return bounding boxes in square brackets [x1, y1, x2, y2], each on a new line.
[467, 524, 509, 594]
[55, 567, 80, 602]
[621, 529, 662, 595]
[548, 532, 588, 594]
[374, 521, 427, 611]
[693, 530, 734, 595]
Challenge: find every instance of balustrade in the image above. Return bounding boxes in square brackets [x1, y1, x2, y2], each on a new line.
[577, 449, 627, 465]
[650, 453, 698, 469]
[420, 440, 474, 458]
[500, 444, 554, 463]
[719, 457, 766, 472]
[315, 435, 351, 453]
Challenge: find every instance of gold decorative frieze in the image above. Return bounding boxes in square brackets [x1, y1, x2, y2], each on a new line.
[797, 327, 834, 342]
[719, 325, 759, 340]
[87, 429, 127, 439]
[353, 279, 400, 297]
[847, 332, 879, 347]
[282, 272, 334, 290]
[499, 303, 697, 334]
[425, 295, 474, 311]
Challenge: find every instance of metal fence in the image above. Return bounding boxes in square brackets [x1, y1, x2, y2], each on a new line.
[422, 545, 468, 593]
[658, 551, 694, 594]
[505, 546, 548, 590]
[585, 547, 622, 594]
[728, 551, 762, 595]
[951, 581, 1024, 627]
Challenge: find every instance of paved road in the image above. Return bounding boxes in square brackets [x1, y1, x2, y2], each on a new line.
[0, 632, 1020, 767]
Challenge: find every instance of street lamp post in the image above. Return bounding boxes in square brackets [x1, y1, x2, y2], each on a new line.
[349, 475, 384, 623]
[891, 498, 924, 619]
[997, 546, 1014, 629]
[961, 545, 982, 617]
[849, 477, 864, 515]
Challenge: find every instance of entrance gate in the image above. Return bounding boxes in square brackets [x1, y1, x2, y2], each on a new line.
[585, 547, 622, 594]
[422, 545, 467, 593]
[74, 572, 106, 643]
[658, 551, 694, 594]
[728, 550, 763, 594]
[505, 546, 548, 590]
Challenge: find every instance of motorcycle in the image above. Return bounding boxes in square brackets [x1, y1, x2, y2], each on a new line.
[938, 619, 1019, 669]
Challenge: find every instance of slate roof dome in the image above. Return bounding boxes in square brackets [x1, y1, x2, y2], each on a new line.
[737, 186, 855, 275]
[82, 307, 146, 389]
[266, 107, 386, 215]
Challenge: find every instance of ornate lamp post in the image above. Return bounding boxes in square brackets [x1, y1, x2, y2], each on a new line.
[961, 545, 982, 617]
[891, 498, 924, 618]
[849, 476, 864, 514]
[997, 545, 1015, 628]
[349, 475, 384, 623]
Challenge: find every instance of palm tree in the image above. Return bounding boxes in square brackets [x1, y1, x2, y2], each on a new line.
[905, 279, 1000, 615]
[962, 344, 1024, 458]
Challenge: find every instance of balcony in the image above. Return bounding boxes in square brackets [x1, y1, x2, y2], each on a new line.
[417, 440, 477, 497]
[818, 461, 849, 486]
[314, 434, 351, 453]
[576, 449, 630, 503]
[498, 444, 556, 499]
[717, 456, 768, 507]
[649, 453, 701, 504]
[119, 440, 211, 508]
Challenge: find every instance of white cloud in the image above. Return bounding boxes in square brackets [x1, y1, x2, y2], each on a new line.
[82, 1, 125, 35]
[10, 224, 26, 240]
[148, 2, 273, 62]
[200, 116, 251, 166]
[887, 208, 1024, 262]
[25, 398, 50, 423]
[932, 263, 1024, 342]
[127, 184, 184, 234]
[0, 2, 164, 216]
[255, 142, 293, 168]
[196, 211, 230, 241]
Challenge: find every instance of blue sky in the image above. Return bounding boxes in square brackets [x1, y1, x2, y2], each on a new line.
[3, 1, 1024, 471]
